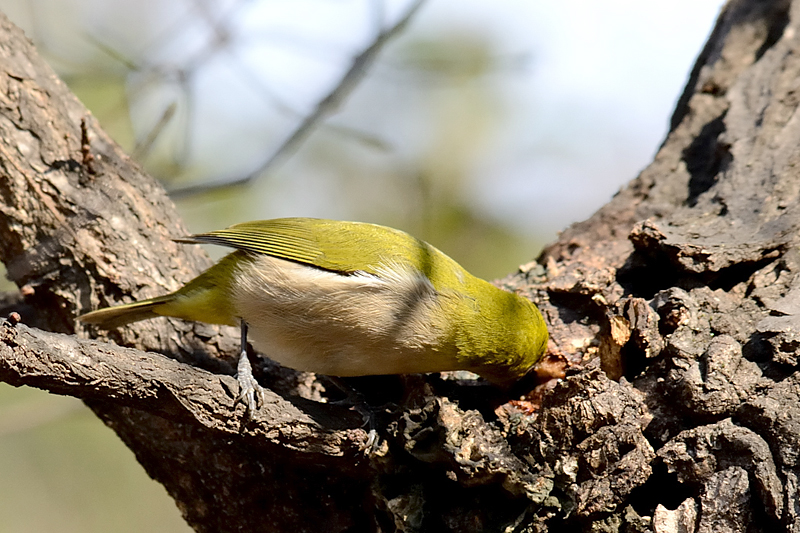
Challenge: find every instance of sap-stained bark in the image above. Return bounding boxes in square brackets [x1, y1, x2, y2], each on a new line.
[6, 0, 800, 531]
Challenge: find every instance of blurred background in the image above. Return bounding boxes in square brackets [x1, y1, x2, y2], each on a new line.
[0, 0, 724, 531]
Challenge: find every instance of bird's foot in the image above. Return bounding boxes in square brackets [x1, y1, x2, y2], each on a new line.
[235, 348, 264, 417]
[324, 377, 385, 454]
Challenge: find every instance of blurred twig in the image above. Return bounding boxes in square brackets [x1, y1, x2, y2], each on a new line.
[168, 0, 427, 198]
[132, 101, 178, 161]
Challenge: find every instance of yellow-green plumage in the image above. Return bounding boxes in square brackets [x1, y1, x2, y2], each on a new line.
[79, 218, 548, 386]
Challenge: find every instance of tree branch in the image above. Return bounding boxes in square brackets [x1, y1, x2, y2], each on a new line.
[0, 318, 368, 456]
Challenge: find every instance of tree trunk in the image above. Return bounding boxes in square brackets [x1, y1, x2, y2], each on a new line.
[0, 0, 797, 531]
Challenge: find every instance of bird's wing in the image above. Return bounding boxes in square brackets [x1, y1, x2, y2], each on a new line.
[176, 218, 436, 276]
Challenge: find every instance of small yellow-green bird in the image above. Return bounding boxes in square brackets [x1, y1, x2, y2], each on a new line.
[79, 218, 548, 411]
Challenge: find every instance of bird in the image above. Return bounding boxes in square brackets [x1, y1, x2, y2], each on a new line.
[78, 218, 549, 412]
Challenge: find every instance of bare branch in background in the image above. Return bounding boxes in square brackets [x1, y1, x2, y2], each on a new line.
[168, 0, 427, 198]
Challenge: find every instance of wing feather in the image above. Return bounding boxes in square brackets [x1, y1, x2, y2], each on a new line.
[176, 218, 438, 276]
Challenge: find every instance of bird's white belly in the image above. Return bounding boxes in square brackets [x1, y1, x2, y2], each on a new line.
[230, 255, 456, 376]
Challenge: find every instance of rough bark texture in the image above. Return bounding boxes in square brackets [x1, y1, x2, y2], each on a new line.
[1, 0, 800, 531]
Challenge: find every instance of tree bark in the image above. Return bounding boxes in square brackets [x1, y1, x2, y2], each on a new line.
[0, 0, 798, 531]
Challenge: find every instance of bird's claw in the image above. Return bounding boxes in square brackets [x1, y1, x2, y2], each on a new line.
[235, 366, 264, 416]
[235, 331, 264, 417]
[351, 400, 384, 454]
[364, 428, 381, 454]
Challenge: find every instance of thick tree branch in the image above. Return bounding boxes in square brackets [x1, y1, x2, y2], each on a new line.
[0, 318, 368, 456]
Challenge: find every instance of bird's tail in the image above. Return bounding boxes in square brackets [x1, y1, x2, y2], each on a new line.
[78, 295, 174, 330]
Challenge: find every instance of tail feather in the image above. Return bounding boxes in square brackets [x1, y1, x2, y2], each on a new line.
[78, 296, 172, 329]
